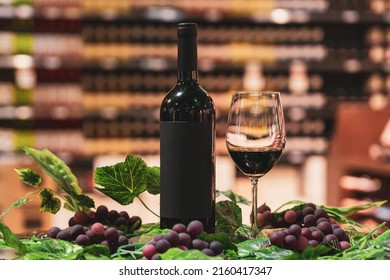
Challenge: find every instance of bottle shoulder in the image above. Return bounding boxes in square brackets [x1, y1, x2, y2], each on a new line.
[161, 83, 215, 110]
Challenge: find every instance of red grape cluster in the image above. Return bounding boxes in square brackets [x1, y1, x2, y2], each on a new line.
[259, 203, 351, 253]
[142, 220, 225, 260]
[45, 205, 141, 254]
[68, 205, 142, 234]
[47, 222, 130, 253]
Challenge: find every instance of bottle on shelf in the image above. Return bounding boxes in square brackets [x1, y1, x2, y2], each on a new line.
[159, 23, 216, 233]
[242, 61, 265, 91]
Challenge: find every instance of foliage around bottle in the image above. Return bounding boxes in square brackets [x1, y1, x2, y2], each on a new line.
[0, 147, 389, 260]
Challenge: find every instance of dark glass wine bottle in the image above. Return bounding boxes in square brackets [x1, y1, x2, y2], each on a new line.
[160, 23, 216, 233]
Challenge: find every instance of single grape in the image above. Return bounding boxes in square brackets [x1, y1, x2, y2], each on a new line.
[333, 228, 348, 242]
[187, 220, 204, 237]
[323, 234, 339, 249]
[317, 221, 333, 235]
[256, 213, 264, 227]
[303, 206, 315, 216]
[209, 241, 223, 255]
[295, 210, 304, 224]
[257, 203, 271, 214]
[303, 214, 316, 227]
[95, 205, 109, 221]
[68, 217, 76, 227]
[301, 227, 312, 239]
[178, 232, 191, 247]
[304, 202, 317, 210]
[74, 211, 89, 225]
[262, 210, 275, 224]
[284, 235, 297, 250]
[316, 217, 329, 225]
[202, 248, 215, 256]
[275, 216, 288, 228]
[164, 230, 180, 247]
[70, 224, 85, 241]
[91, 222, 105, 236]
[280, 229, 288, 238]
[308, 240, 319, 247]
[118, 211, 130, 220]
[287, 224, 301, 238]
[47, 226, 61, 238]
[340, 241, 351, 251]
[314, 208, 328, 219]
[172, 223, 187, 233]
[331, 224, 340, 230]
[269, 231, 285, 247]
[75, 234, 90, 246]
[56, 229, 71, 241]
[128, 216, 142, 230]
[153, 234, 164, 242]
[86, 229, 100, 244]
[142, 244, 158, 260]
[101, 240, 110, 247]
[86, 210, 96, 223]
[311, 230, 324, 243]
[155, 239, 171, 253]
[104, 227, 119, 243]
[114, 217, 127, 227]
[191, 239, 206, 250]
[151, 254, 161, 260]
[107, 210, 119, 224]
[284, 210, 297, 224]
[297, 236, 308, 252]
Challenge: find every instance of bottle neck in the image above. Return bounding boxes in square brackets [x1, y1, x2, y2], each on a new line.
[177, 35, 199, 84]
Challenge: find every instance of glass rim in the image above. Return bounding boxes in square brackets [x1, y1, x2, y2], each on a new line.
[232, 91, 281, 97]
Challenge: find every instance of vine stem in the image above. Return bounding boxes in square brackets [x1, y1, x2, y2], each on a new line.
[136, 196, 160, 218]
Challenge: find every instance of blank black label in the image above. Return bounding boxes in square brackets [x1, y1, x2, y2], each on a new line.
[160, 121, 213, 219]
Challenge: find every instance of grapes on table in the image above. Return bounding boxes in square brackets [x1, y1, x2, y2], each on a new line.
[45, 205, 139, 254]
[66, 205, 142, 235]
[142, 220, 225, 260]
[263, 202, 351, 253]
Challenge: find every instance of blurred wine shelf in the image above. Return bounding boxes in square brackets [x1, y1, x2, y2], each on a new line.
[1, 0, 390, 178]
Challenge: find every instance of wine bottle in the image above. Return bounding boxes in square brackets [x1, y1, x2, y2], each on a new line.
[159, 23, 216, 233]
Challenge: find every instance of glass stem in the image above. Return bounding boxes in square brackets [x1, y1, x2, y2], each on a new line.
[250, 178, 259, 238]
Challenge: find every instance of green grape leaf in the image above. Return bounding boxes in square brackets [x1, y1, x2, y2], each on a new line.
[159, 248, 223, 260]
[19, 146, 94, 211]
[216, 190, 251, 205]
[146, 166, 160, 195]
[94, 155, 148, 205]
[74, 194, 95, 208]
[21, 238, 79, 260]
[215, 200, 243, 235]
[76, 244, 112, 260]
[39, 188, 61, 214]
[320, 200, 387, 227]
[20, 146, 81, 195]
[237, 237, 295, 260]
[14, 168, 42, 187]
[0, 221, 27, 256]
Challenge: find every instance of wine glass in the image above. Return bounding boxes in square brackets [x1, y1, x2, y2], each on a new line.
[226, 91, 286, 238]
